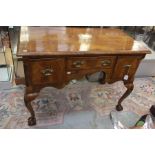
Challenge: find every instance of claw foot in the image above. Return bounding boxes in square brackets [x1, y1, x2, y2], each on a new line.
[28, 117, 36, 126]
[116, 104, 123, 111]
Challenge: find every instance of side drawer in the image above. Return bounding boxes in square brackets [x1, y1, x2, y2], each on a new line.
[24, 58, 65, 86]
[113, 56, 142, 80]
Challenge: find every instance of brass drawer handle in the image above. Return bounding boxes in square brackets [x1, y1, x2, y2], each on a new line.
[124, 65, 132, 68]
[41, 68, 53, 76]
[101, 60, 111, 66]
[123, 64, 132, 76]
[73, 61, 85, 68]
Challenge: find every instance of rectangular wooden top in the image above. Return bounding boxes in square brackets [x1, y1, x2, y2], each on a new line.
[17, 26, 151, 56]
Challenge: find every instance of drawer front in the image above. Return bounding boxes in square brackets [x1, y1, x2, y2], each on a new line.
[25, 58, 65, 86]
[113, 56, 142, 80]
[67, 56, 116, 70]
[96, 57, 116, 68]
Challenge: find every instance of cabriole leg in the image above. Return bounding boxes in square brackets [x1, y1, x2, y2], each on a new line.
[24, 91, 38, 126]
[116, 82, 134, 111]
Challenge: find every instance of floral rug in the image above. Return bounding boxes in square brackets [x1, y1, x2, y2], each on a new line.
[0, 77, 155, 128]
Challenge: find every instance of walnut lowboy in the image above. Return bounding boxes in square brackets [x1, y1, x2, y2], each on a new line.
[17, 27, 151, 126]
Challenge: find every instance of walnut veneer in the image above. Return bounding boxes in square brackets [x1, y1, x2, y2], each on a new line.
[17, 26, 151, 126]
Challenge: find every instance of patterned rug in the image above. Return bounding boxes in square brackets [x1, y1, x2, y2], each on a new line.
[0, 77, 155, 128]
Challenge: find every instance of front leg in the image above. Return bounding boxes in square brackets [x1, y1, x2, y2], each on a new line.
[116, 82, 134, 111]
[24, 92, 38, 126]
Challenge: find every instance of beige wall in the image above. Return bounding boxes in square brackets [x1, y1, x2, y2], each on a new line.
[5, 48, 13, 66]
[14, 59, 25, 77]
[0, 52, 6, 64]
[0, 48, 13, 66]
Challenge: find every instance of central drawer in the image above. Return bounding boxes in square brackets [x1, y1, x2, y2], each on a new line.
[66, 56, 116, 70]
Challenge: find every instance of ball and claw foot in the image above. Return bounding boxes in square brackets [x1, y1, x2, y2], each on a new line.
[116, 104, 123, 111]
[28, 117, 36, 126]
